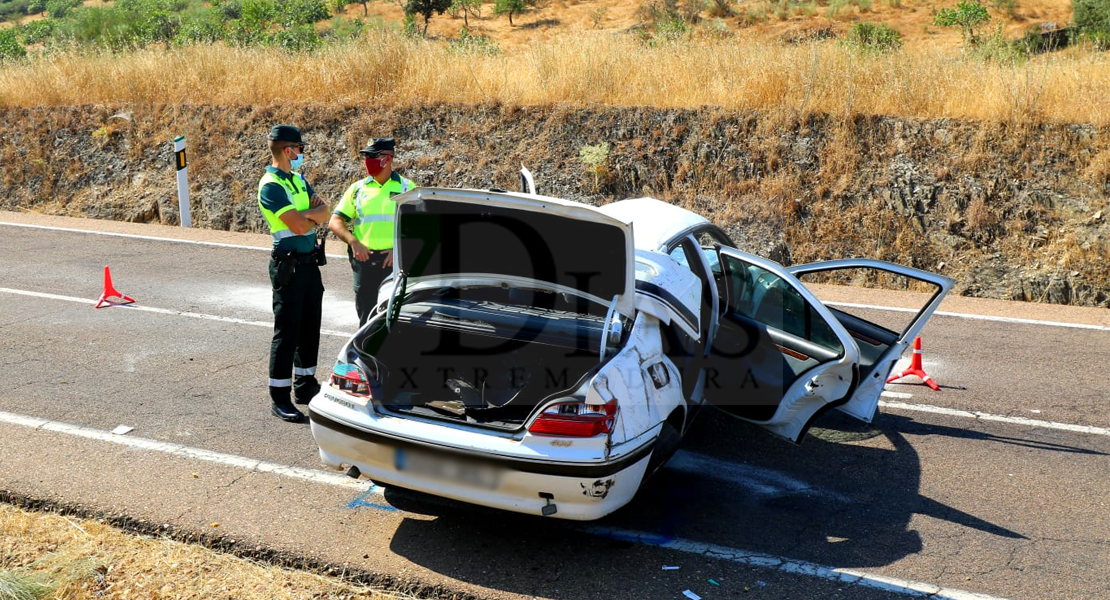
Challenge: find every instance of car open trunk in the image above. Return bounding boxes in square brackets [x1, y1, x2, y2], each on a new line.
[352, 301, 610, 430]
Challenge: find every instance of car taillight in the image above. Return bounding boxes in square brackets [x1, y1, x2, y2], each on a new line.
[330, 362, 371, 398]
[528, 400, 618, 437]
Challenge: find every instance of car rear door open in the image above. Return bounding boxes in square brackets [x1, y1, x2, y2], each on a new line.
[788, 259, 954, 423]
[706, 247, 860, 443]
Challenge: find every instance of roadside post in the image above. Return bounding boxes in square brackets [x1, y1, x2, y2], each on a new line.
[173, 135, 192, 227]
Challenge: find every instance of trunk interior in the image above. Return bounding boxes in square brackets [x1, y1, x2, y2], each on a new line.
[353, 303, 607, 430]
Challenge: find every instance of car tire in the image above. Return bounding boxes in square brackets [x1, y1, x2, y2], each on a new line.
[642, 420, 682, 484]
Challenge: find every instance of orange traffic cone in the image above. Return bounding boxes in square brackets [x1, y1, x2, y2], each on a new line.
[886, 336, 940, 391]
[94, 266, 135, 308]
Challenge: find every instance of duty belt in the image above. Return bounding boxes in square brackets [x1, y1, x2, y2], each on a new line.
[272, 249, 319, 264]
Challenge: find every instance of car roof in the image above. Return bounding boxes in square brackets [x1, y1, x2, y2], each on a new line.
[597, 197, 711, 252]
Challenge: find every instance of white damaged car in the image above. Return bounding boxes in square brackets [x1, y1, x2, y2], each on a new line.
[308, 187, 953, 520]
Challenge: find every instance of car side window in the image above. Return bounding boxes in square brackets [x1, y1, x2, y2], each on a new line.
[695, 230, 726, 276]
[722, 256, 842, 353]
[668, 245, 690, 270]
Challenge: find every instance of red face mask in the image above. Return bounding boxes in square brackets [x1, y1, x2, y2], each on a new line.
[365, 156, 389, 177]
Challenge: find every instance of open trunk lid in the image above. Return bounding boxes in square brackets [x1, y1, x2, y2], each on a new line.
[393, 188, 635, 317]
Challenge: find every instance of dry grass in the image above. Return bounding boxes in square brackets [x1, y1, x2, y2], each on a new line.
[2, 29, 1110, 124]
[0, 503, 407, 600]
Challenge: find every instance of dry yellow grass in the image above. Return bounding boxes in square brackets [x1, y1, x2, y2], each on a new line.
[0, 503, 407, 600]
[2, 29, 1109, 124]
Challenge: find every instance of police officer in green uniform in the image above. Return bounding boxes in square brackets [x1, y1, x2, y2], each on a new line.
[328, 138, 417, 326]
[259, 125, 330, 423]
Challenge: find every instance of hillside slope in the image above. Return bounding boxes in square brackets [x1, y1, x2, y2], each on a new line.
[338, 0, 1075, 54]
[1, 104, 1106, 306]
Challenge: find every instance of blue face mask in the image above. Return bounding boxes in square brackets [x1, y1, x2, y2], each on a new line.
[289, 153, 305, 170]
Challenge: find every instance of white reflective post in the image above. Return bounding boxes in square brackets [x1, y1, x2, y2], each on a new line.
[173, 135, 192, 228]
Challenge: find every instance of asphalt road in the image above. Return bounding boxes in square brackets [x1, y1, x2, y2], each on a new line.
[1, 212, 1107, 600]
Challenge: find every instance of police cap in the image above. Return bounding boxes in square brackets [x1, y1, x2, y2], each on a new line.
[359, 137, 395, 157]
[268, 124, 305, 145]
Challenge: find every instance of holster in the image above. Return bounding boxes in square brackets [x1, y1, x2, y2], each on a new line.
[273, 251, 297, 286]
[315, 236, 327, 266]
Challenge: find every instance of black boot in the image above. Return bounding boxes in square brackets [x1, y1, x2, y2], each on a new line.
[294, 376, 321, 405]
[270, 386, 304, 423]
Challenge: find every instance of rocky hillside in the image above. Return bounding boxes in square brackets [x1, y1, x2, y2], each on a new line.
[1, 103, 1107, 307]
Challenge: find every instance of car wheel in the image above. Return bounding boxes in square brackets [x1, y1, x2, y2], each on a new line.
[642, 419, 682, 484]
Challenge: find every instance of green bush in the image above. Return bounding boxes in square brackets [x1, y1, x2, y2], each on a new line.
[843, 21, 903, 51]
[0, 0, 31, 21]
[0, 26, 26, 59]
[652, 14, 688, 41]
[322, 14, 364, 41]
[45, 0, 77, 18]
[216, 0, 243, 19]
[934, 0, 991, 46]
[448, 25, 499, 54]
[18, 18, 55, 43]
[27, 0, 45, 13]
[274, 23, 320, 50]
[280, 0, 330, 28]
[1073, 0, 1110, 41]
[704, 16, 730, 38]
[968, 24, 1027, 62]
[52, 0, 183, 50]
[175, 10, 225, 43]
[238, 0, 278, 30]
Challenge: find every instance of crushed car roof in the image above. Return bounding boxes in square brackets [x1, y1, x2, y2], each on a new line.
[598, 198, 710, 252]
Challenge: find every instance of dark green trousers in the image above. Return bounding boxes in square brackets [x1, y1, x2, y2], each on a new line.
[268, 257, 324, 396]
[349, 247, 391, 326]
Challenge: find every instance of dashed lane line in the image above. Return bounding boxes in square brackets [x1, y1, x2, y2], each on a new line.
[0, 410, 1011, 600]
[4, 220, 1105, 332]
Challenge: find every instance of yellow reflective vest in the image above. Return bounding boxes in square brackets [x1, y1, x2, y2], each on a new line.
[258, 170, 315, 249]
[337, 173, 415, 250]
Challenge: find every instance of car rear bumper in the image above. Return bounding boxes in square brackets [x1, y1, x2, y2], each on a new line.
[309, 408, 653, 521]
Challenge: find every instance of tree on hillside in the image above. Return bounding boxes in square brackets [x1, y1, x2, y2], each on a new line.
[450, 0, 481, 27]
[934, 0, 991, 47]
[493, 0, 537, 26]
[405, 0, 451, 35]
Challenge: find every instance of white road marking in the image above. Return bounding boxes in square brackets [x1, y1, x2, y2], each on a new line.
[0, 409, 1011, 600]
[4, 285, 1106, 440]
[0, 288, 352, 338]
[2, 286, 1105, 437]
[3, 220, 1104, 332]
[1, 221, 347, 258]
[879, 401, 1110, 437]
[585, 526, 1011, 600]
[0, 410, 365, 489]
[825, 301, 1110, 332]
[2, 221, 269, 251]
